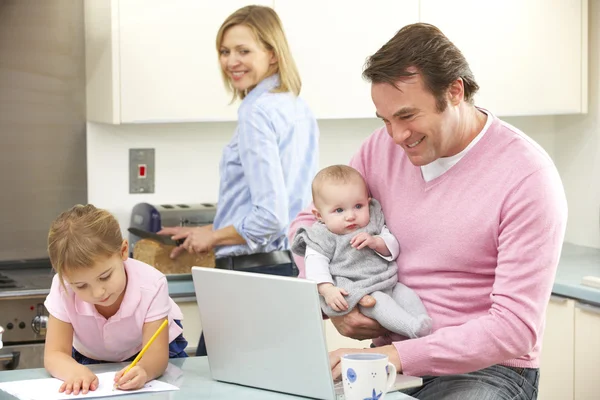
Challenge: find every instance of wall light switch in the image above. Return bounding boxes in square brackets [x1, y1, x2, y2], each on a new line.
[129, 148, 155, 194]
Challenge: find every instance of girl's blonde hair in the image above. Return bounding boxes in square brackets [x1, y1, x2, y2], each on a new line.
[216, 5, 301, 101]
[47, 204, 123, 279]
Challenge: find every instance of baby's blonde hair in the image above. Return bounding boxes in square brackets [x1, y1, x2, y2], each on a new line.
[47, 204, 123, 280]
[312, 165, 367, 207]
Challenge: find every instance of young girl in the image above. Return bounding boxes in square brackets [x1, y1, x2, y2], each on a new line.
[44, 204, 188, 395]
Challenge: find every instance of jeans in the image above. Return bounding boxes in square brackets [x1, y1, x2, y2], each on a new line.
[195, 261, 295, 357]
[401, 364, 539, 400]
[72, 320, 189, 365]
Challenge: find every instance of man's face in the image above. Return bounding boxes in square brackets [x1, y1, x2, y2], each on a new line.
[371, 73, 461, 166]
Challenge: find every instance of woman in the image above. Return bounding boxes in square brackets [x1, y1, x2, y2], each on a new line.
[158, 5, 319, 356]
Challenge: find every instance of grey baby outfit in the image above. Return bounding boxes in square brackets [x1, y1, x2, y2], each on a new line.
[292, 199, 431, 338]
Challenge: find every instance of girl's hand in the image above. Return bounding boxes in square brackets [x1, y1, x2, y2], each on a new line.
[114, 365, 148, 391]
[58, 365, 98, 395]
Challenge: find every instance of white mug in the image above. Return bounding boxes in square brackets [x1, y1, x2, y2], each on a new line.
[340, 353, 397, 400]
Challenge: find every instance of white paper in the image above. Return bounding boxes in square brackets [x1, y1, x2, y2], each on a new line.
[0, 371, 179, 400]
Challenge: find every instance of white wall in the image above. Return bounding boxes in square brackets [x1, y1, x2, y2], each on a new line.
[553, 0, 600, 248]
[88, 115, 556, 236]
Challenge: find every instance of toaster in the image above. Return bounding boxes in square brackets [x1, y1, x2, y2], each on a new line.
[129, 202, 217, 255]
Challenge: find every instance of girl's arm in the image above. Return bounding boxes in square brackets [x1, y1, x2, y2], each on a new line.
[114, 318, 170, 390]
[44, 315, 98, 395]
[137, 318, 170, 379]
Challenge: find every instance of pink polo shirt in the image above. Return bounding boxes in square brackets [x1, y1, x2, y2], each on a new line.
[44, 258, 184, 362]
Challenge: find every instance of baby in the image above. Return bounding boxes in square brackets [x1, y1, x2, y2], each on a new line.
[292, 165, 431, 338]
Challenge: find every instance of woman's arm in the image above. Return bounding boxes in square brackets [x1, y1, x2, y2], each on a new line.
[234, 106, 290, 251]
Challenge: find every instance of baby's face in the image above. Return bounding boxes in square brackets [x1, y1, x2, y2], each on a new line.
[313, 180, 371, 235]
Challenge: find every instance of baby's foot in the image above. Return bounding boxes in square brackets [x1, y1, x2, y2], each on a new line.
[415, 315, 433, 337]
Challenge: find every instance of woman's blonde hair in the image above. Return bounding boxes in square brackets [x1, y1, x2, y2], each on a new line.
[47, 204, 123, 280]
[216, 5, 301, 101]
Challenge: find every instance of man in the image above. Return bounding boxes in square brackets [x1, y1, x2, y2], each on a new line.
[289, 23, 567, 400]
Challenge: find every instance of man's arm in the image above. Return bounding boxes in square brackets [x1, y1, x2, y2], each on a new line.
[394, 167, 567, 376]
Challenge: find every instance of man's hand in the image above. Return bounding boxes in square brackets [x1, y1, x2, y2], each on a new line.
[329, 345, 402, 381]
[319, 284, 349, 312]
[330, 295, 387, 340]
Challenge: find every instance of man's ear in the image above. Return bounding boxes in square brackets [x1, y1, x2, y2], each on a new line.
[311, 208, 322, 221]
[447, 77, 465, 106]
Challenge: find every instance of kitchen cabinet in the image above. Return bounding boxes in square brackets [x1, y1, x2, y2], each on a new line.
[274, 0, 419, 119]
[538, 296, 575, 400]
[420, 0, 588, 116]
[324, 319, 372, 351]
[85, 0, 271, 124]
[177, 300, 202, 355]
[573, 302, 600, 400]
[86, 1, 588, 123]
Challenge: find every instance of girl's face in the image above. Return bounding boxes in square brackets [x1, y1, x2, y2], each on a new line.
[63, 240, 128, 309]
[219, 24, 277, 93]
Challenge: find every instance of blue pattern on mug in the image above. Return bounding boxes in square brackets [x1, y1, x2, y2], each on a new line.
[363, 388, 383, 400]
[346, 367, 357, 383]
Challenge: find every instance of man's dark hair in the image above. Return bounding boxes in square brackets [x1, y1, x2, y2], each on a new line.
[363, 23, 479, 112]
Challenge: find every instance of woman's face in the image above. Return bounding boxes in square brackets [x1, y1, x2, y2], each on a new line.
[219, 24, 276, 93]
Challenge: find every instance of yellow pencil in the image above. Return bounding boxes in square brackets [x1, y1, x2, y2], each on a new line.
[113, 319, 169, 390]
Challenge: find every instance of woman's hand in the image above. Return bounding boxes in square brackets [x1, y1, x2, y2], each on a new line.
[329, 295, 387, 340]
[157, 225, 214, 259]
[114, 365, 148, 391]
[58, 365, 98, 395]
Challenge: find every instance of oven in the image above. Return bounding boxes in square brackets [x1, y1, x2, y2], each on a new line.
[0, 259, 53, 370]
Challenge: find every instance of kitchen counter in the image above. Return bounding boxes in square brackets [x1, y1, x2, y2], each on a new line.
[552, 242, 600, 305]
[167, 242, 600, 305]
[0, 357, 416, 400]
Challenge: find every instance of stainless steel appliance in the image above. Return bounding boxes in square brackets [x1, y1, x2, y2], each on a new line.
[128, 202, 217, 255]
[0, 259, 53, 370]
[0, 0, 86, 370]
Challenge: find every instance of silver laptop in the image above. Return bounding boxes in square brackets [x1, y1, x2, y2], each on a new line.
[191, 267, 422, 399]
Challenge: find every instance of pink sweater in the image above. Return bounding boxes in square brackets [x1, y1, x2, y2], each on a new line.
[290, 116, 567, 376]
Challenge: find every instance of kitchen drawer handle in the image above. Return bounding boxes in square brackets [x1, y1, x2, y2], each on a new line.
[0, 351, 20, 370]
[575, 302, 600, 315]
[549, 295, 568, 304]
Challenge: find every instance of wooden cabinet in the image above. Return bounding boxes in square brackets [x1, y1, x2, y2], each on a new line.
[420, 0, 588, 116]
[85, 0, 270, 124]
[539, 296, 575, 400]
[274, 0, 419, 119]
[574, 302, 600, 400]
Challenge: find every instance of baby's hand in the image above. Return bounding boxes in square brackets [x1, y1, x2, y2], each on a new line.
[350, 232, 376, 250]
[59, 365, 98, 395]
[321, 285, 349, 312]
[114, 365, 148, 391]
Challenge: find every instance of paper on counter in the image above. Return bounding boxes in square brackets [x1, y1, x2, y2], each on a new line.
[0, 371, 179, 400]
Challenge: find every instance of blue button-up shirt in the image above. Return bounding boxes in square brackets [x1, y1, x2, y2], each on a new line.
[213, 74, 319, 258]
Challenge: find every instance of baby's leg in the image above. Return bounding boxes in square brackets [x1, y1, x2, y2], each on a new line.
[391, 282, 429, 317]
[390, 283, 432, 336]
[359, 290, 430, 338]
